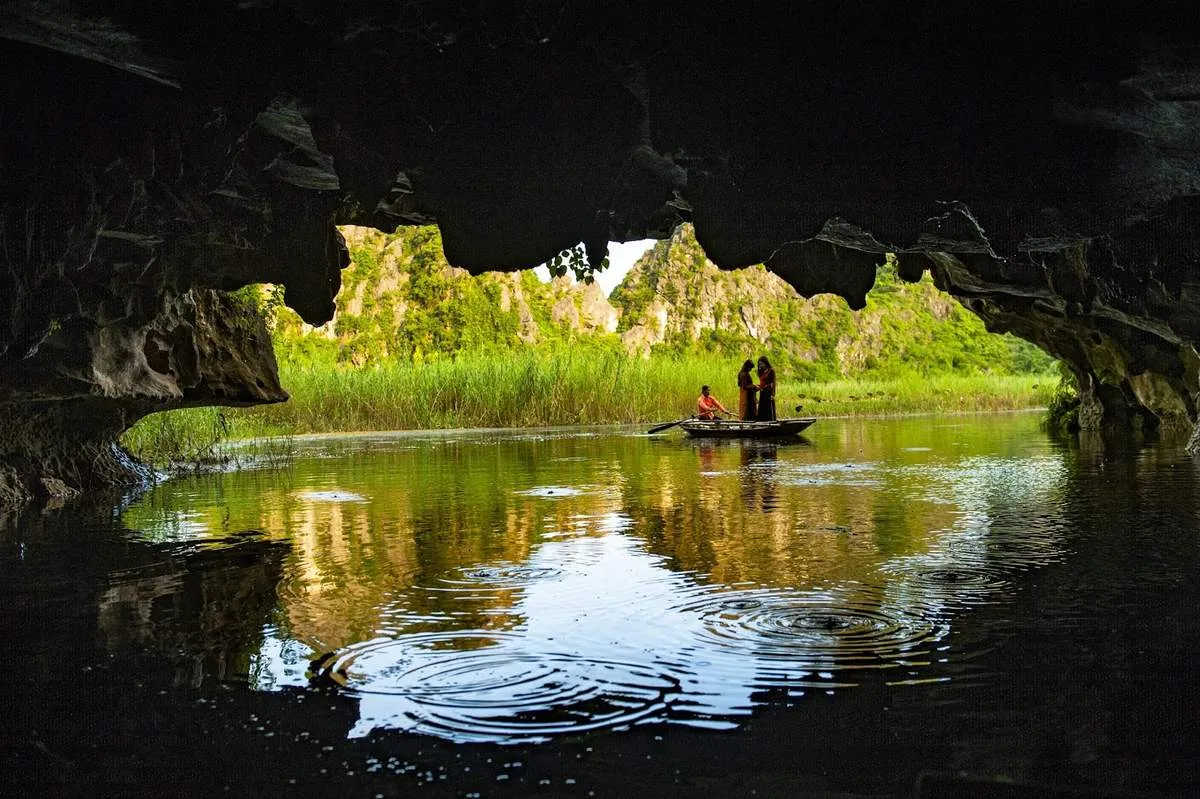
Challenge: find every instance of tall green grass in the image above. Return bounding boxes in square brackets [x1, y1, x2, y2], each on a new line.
[120, 407, 296, 471]
[787, 374, 1056, 417]
[122, 350, 1057, 463]
[245, 349, 741, 432]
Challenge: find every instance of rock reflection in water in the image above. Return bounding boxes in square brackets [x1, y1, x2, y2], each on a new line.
[0, 507, 295, 710]
[97, 533, 289, 686]
[6, 416, 1200, 795]
[102, 422, 1083, 745]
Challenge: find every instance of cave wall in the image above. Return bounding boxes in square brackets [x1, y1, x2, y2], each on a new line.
[2, 1, 1200, 501]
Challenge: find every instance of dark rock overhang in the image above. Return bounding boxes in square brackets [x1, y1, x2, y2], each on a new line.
[1, 1, 1200, 499]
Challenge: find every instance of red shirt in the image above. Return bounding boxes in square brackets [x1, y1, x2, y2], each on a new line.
[697, 394, 727, 419]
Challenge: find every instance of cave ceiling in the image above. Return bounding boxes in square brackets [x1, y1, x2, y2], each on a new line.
[2, 1, 1200, 498]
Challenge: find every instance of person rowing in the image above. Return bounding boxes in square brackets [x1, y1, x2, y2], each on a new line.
[696, 385, 731, 420]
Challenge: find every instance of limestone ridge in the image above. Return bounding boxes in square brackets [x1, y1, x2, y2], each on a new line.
[2, 1, 1200, 499]
[617, 225, 1020, 384]
[279, 226, 619, 364]
[291, 225, 1046, 383]
[615, 226, 820, 360]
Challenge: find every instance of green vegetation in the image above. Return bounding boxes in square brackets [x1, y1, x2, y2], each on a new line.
[121, 223, 1062, 464]
[122, 408, 295, 471]
[267, 223, 1057, 378]
[788, 374, 1054, 416]
[611, 228, 1054, 382]
[1043, 368, 1082, 433]
[248, 352, 1053, 433]
[122, 407, 235, 469]
[270, 227, 612, 367]
[123, 352, 1053, 460]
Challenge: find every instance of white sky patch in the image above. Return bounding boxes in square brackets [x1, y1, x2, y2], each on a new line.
[532, 239, 657, 297]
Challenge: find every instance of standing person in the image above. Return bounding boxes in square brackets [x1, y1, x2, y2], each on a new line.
[696, 385, 729, 420]
[737, 359, 758, 420]
[755, 356, 777, 421]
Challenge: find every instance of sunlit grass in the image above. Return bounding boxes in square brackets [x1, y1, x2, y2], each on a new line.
[120, 407, 296, 471]
[122, 351, 1056, 465]
[786, 374, 1056, 417]
[243, 350, 737, 432]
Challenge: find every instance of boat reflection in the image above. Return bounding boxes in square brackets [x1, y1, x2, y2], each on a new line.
[91, 419, 1075, 743]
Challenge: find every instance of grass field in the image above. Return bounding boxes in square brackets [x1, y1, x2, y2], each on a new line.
[121, 350, 1057, 467]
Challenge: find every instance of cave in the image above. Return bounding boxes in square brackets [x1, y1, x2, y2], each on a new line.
[2, 1, 1200, 501]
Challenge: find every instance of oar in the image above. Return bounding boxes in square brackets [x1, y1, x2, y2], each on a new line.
[647, 417, 690, 434]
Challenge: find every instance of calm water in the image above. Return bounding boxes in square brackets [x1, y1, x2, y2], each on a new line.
[3, 414, 1198, 797]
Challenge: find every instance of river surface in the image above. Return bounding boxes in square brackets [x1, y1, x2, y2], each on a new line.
[2, 413, 1198, 797]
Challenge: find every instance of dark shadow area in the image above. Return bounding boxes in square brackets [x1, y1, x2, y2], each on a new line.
[1, 421, 1197, 797]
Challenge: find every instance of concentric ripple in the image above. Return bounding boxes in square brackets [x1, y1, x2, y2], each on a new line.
[424, 563, 566, 592]
[911, 567, 1007, 589]
[325, 632, 678, 744]
[880, 557, 1014, 612]
[677, 587, 943, 673]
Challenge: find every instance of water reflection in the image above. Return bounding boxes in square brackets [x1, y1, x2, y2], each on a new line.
[97, 533, 288, 686]
[7, 416, 1200, 795]
[309, 529, 938, 742]
[93, 417, 1085, 743]
[0, 508, 289, 689]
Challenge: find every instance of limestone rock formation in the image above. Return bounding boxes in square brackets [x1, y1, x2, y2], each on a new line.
[546, 277, 619, 335]
[0, 289, 285, 503]
[280, 226, 621, 362]
[2, 1, 1200, 500]
[615, 227, 804, 356]
[299, 222, 1021, 381]
[576, 282, 621, 336]
[612, 225, 1038, 378]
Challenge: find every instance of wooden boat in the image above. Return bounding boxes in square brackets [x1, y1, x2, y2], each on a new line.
[680, 417, 816, 438]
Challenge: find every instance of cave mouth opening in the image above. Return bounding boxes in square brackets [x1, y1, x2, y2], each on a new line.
[112, 221, 1068, 479]
[3, 1, 1200, 507]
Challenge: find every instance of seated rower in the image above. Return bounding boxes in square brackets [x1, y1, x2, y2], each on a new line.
[696, 385, 730, 420]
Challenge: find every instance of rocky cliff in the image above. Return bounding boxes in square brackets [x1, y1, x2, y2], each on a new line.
[288, 224, 1049, 382]
[276, 226, 620, 364]
[2, 2, 1200, 501]
[612, 226, 1027, 380]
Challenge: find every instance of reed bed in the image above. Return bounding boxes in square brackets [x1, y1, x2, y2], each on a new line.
[246, 350, 737, 432]
[786, 374, 1056, 417]
[122, 351, 1056, 465]
[120, 407, 295, 471]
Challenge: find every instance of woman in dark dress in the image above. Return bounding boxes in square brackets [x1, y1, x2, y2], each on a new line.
[737, 359, 758, 420]
[755, 356, 776, 421]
